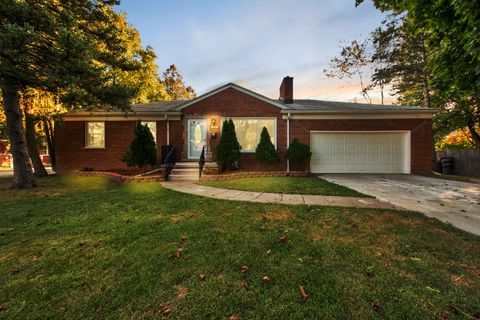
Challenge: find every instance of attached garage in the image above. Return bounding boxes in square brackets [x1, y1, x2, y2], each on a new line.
[310, 131, 411, 174]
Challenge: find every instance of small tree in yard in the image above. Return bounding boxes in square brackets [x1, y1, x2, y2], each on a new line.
[216, 119, 240, 172]
[255, 127, 277, 169]
[286, 139, 312, 171]
[122, 121, 157, 173]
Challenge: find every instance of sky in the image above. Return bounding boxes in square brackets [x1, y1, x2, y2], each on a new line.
[117, 0, 390, 103]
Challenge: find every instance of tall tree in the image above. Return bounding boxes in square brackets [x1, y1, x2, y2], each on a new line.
[163, 64, 196, 100]
[369, 14, 434, 108]
[0, 0, 141, 188]
[324, 40, 373, 104]
[107, 13, 169, 104]
[356, 0, 480, 146]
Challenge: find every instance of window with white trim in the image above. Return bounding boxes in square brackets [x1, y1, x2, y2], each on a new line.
[85, 122, 105, 148]
[225, 118, 276, 152]
[141, 121, 157, 144]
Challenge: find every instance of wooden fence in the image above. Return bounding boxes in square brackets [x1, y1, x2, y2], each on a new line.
[436, 148, 480, 177]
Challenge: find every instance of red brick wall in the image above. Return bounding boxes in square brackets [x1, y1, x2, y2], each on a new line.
[180, 87, 287, 171]
[289, 118, 433, 174]
[55, 87, 433, 174]
[55, 120, 170, 172]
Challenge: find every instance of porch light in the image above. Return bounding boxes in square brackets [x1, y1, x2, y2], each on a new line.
[210, 119, 218, 129]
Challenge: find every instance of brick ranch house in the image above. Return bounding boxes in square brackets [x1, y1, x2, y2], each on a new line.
[55, 77, 436, 174]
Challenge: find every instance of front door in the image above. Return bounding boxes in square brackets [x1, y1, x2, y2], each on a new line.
[188, 119, 207, 159]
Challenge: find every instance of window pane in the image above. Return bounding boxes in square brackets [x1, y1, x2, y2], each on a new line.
[86, 122, 105, 148]
[257, 119, 275, 145]
[141, 121, 157, 143]
[232, 119, 257, 151]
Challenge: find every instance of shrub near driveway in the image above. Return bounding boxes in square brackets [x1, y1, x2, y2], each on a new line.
[198, 176, 370, 197]
[0, 176, 479, 319]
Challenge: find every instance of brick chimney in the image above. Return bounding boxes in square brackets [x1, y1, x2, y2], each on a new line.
[279, 76, 293, 104]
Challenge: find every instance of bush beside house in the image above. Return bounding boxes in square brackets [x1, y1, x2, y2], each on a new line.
[216, 119, 241, 172]
[255, 127, 277, 170]
[122, 121, 157, 173]
[286, 139, 312, 171]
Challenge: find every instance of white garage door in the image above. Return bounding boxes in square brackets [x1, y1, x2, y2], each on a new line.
[310, 132, 410, 173]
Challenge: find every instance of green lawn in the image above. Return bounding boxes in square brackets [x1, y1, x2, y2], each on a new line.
[197, 176, 370, 197]
[1, 175, 479, 319]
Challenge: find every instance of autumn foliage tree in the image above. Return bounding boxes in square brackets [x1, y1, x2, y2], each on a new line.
[1, 1, 195, 188]
[0, 0, 143, 188]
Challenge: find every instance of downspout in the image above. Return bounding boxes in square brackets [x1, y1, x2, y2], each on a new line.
[165, 114, 170, 145]
[287, 112, 290, 172]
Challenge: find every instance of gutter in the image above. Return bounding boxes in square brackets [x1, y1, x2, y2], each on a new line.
[286, 112, 290, 172]
[280, 109, 440, 114]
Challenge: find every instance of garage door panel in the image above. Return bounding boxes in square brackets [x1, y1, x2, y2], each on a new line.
[311, 132, 408, 173]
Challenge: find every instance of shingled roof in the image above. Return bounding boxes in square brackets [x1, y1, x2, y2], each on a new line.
[280, 99, 435, 113]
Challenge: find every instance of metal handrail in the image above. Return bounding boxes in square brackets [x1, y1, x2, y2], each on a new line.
[199, 145, 206, 178]
[164, 145, 176, 180]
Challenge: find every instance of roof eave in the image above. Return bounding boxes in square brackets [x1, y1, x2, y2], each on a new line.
[281, 109, 440, 114]
[62, 111, 181, 117]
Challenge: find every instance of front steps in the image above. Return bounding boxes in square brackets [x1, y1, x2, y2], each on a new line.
[169, 162, 200, 181]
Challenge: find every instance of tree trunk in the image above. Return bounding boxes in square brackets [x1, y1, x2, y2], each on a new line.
[25, 111, 48, 177]
[43, 118, 56, 170]
[2, 80, 36, 188]
[467, 124, 480, 147]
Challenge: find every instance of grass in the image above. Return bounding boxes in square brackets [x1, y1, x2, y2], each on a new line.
[0, 175, 479, 319]
[197, 176, 370, 197]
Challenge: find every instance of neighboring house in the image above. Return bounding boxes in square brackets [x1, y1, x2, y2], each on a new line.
[55, 77, 436, 174]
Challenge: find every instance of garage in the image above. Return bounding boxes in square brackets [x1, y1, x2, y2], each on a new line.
[310, 131, 410, 173]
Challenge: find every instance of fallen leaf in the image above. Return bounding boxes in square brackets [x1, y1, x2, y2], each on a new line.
[58, 307, 65, 313]
[162, 306, 171, 316]
[175, 285, 188, 299]
[199, 274, 206, 281]
[11, 268, 20, 275]
[173, 248, 183, 259]
[183, 255, 190, 261]
[230, 314, 239, 320]
[299, 286, 309, 301]
[369, 301, 380, 312]
[278, 236, 288, 242]
[241, 266, 249, 274]
[262, 276, 270, 283]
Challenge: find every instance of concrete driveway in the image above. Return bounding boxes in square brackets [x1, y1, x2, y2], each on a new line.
[321, 174, 480, 236]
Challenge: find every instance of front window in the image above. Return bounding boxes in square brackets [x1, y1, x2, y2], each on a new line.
[226, 118, 276, 152]
[141, 121, 157, 144]
[85, 122, 105, 148]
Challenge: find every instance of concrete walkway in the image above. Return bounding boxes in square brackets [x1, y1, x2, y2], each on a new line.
[161, 181, 398, 209]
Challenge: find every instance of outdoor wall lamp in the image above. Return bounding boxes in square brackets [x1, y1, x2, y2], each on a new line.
[210, 119, 218, 129]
